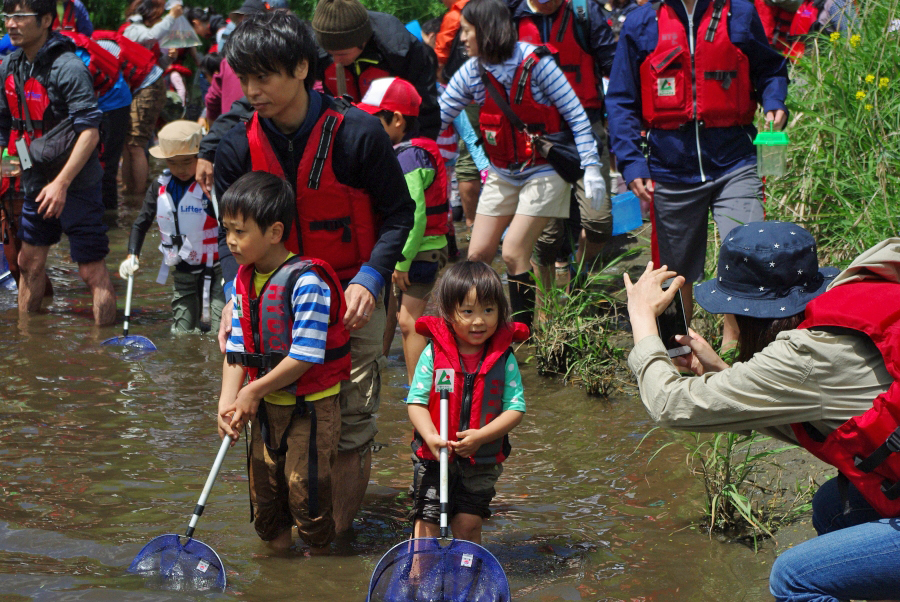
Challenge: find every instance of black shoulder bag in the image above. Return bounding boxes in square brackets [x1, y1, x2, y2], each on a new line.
[12, 65, 77, 182]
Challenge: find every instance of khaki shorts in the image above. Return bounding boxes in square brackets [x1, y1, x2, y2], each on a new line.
[477, 170, 571, 218]
[339, 291, 387, 453]
[393, 247, 448, 301]
[249, 395, 341, 547]
[127, 78, 167, 148]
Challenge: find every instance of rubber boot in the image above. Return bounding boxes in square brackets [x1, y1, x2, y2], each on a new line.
[507, 272, 535, 332]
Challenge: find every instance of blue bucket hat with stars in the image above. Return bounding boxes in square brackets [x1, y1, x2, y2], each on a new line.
[694, 222, 839, 319]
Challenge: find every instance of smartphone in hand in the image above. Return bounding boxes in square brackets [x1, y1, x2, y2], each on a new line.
[657, 278, 691, 358]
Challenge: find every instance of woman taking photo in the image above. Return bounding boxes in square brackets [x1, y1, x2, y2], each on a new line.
[625, 222, 900, 601]
[438, 0, 604, 329]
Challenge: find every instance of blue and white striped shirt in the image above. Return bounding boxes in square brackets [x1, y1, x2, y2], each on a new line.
[439, 42, 599, 183]
[226, 269, 332, 366]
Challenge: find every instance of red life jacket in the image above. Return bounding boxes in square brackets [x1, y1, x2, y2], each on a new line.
[785, 0, 820, 59]
[60, 31, 120, 97]
[517, 0, 604, 109]
[245, 103, 378, 281]
[228, 256, 351, 396]
[322, 61, 391, 103]
[92, 30, 157, 92]
[395, 137, 449, 238]
[411, 315, 529, 464]
[53, 0, 77, 32]
[3, 54, 54, 156]
[165, 63, 193, 79]
[478, 47, 563, 170]
[435, 123, 459, 165]
[791, 280, 900, 517]
[640, 0, 756, 129]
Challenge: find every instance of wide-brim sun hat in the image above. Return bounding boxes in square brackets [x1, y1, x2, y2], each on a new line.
[694, 221, 839, 319]
[149, 120, 204, 159]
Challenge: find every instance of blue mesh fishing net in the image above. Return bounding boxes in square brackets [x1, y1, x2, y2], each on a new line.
[102, 335, 157, 351]
[367, 538, 510, 602]
[128, 534, 226, 592]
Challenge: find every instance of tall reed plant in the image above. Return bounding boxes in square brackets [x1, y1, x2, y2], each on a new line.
[766, 0, 900, 263]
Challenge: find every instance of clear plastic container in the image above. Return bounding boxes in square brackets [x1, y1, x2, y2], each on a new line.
[753, 123, 790, 177]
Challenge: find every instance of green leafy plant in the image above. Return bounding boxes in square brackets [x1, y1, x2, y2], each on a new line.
[644, 429, 815, 550]
[765, 0, 900, 264]
[530, 255, 629, 396]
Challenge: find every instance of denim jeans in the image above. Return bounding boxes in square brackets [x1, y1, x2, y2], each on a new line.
[769, 477, 900, 601]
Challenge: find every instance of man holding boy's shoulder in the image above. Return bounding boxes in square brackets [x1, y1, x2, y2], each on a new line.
[213, 11, 414, 536]
[0, 0, 115, 325]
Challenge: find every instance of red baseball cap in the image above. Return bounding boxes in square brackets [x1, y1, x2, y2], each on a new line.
[357, 77, 421, 117]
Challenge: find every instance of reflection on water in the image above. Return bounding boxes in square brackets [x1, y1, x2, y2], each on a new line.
[0, 201, 780, 601]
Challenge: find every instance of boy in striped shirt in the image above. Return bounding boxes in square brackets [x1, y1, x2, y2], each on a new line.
[217, 171, 349, 552]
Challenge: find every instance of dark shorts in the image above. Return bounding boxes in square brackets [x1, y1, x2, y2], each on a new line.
[408, 460, 502, 524]
[652, 163, 764, 282]
[19, 180, 109, 263]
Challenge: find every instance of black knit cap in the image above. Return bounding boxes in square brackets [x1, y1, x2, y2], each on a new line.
[311, 0, 372, 51]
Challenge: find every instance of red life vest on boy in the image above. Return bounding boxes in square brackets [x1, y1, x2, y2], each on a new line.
[791, 280, 900, 517]
[92, 30, 157, 92]
[517, 0, 604, 109]
[245, 103, 378, 281]
[3, 53, 56, 156]
[479, 47, 564, 170]
[640, 0, 757, 130]
[322, 61, 391, 103]
[395, 137, 449, 237]
[60, 31, 120, 97]
[229, 256, 351, 396]
[411, 315, 529, 465]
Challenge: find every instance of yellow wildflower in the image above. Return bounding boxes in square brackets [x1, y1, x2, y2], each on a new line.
[850, 34, 861, 47]
[880, 77, 890, 89]
[830, 32, 841, 42]
[856, 90, 866, 100]
[865, 74, 876, 84]
[865, 104, 873, 111]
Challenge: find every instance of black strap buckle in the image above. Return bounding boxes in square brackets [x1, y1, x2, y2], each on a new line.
[226, 351, 285, 370]
[310, 217, 352, 243]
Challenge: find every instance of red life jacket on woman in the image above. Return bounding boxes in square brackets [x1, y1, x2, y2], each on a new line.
[4, 53, 55, 156]
[478, 47, 564, 170]
[60, 31, 120, 97]
[92, 30, 157, 92]
[395, 137, 449, 238]
[245, 101, 378, 281]
[228, 256, 351, 396]
[791, 280, 900, 517]
[322, 61, 391, 103]
[517, 0, 604, 109]
[640, 0, 756, 130]
[411, 315, 529, 465]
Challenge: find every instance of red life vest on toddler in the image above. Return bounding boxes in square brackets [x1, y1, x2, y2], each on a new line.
[411, 315, 529, 465]
[517, 0, 604, 109]
[245, 101, 378, 281]
[228, 256, 351, 396]
[640, 0, 757, 129]
[395, 137, 449, 238]
[791, 280, 900, 517]
[478, 47, 564, 170]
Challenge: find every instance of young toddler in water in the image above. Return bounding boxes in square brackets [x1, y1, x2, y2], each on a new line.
[406, 261, 528, 544]
[217, 171, 349, 552]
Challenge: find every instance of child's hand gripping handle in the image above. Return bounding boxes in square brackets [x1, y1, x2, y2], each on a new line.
[436, 369, 454, 539]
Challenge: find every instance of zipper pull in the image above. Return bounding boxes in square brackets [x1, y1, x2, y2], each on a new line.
[288, 140, 293, 154]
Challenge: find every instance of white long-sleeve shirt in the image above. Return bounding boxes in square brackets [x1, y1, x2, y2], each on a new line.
[439, 42, 599, 184]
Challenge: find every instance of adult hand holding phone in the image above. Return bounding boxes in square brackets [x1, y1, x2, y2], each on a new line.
[624, 261, 685, 345]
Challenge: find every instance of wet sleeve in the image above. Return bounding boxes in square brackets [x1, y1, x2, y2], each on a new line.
[407, 343, 435, 406]
[501, 353, 526, 413]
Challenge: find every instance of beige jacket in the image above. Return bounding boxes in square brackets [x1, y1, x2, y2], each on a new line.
[627, 239, 900, 444]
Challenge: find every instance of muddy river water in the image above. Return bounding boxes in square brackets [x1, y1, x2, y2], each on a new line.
[0, 201, 787, 601]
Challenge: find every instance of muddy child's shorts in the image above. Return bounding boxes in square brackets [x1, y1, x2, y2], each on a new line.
[408, 460, 503, 523]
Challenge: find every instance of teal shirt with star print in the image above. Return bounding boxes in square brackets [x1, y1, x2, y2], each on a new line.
[406, 342, 527, 413]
